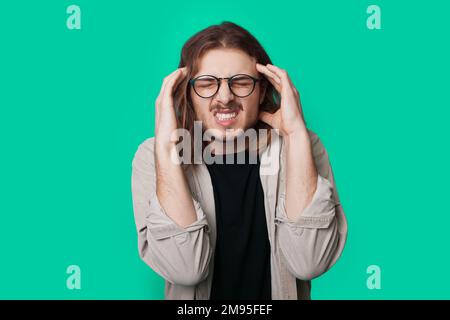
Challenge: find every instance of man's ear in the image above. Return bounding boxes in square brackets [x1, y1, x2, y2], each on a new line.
[259, 80, 267, 105]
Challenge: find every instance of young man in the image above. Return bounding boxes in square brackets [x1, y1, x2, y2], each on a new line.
[131, 21, 347, 300]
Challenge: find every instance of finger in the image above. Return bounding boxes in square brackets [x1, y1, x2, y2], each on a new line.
[156, 69, 180, 117]
[156, 67, 187, 128]
[155, 96, 160, 123]
[256, 63, 281, 85]
[261, 72, 282, 93]
[256, 64, 282, 92]
[293, 87, 300, 105]
[265, 64, 289, 82]
[256, 63, 281, 83]
[160, 67, 188, 106]
[158, 68, 181, 100]
[159, 67, 188, 98]
[266, 64, 300, 98]
[265, 64, 295, 91]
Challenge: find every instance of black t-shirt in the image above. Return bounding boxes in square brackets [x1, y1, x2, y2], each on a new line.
[206, 150, 272, 300]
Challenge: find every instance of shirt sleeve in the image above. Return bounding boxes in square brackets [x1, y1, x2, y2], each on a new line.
[131, 138, 212, 286]
[275, 131, 348, 281]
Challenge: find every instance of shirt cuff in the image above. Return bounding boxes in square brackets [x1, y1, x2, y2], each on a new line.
[276, 174, 337, 229]
[146, 192, 210, 240]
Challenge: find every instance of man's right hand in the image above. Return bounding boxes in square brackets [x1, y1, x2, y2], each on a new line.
[154, 67, 188, 154]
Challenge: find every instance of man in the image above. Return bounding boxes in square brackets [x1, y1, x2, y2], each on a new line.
[131, 21, 347, 300]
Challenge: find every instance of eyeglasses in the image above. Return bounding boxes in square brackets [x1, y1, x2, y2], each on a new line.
[189, 74, 262, 98]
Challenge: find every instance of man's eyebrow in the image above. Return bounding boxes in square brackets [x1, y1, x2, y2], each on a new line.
[193, 72, 258, 77]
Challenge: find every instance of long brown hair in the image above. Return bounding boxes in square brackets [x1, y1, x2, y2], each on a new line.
[172, 22, 281, 165]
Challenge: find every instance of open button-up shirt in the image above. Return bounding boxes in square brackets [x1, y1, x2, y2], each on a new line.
[131, 129, 348, 299]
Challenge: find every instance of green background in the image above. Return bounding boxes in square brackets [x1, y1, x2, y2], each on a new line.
[1, 0, 449, 299]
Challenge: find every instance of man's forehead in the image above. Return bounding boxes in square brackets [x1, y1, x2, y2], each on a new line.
[194, 48, 257, 77]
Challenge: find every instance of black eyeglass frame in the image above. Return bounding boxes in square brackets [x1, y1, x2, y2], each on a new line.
[188, 73, 263, 98]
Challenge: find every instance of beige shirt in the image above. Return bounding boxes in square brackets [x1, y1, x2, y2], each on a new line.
[131, 129, 347, 300]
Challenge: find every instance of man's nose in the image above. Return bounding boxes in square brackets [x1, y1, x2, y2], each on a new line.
[214, 79, 234, 105]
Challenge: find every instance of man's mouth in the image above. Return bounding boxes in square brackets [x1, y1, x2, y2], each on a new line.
[213, 109, 239, 126]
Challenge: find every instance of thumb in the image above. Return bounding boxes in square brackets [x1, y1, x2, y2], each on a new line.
[259, 111, 277, 128]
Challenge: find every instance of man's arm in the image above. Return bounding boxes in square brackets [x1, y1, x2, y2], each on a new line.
[154, 67, 197, 228]
[256, 63, 346, 280]
[284, 128, 318, 219]
[155, 143, 198, 228]
[130, 67, 212, 286]
[275, 131, 347, 280]
[131, 139, 212, 286]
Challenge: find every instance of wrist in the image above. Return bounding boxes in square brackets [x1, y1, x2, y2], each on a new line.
[286, 125, 309, 141]
[155, 138, 176, 158]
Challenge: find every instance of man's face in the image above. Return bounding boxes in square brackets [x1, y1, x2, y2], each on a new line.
[190, 48, 266, 140]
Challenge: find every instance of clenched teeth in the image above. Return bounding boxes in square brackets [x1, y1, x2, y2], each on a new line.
[215, 112, 237, 121]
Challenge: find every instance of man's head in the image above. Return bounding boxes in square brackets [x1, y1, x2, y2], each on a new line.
[190, 48, 265, 140]
[174, 21, 280, 141]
